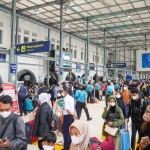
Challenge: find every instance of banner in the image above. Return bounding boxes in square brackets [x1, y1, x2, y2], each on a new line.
[2, 84, 20, 114]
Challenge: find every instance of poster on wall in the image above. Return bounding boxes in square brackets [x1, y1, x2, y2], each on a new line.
[142, 53, 150, 68]
[2, 83, 20, 114]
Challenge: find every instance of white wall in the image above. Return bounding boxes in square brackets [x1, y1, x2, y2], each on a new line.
[0, 10, 105, 83]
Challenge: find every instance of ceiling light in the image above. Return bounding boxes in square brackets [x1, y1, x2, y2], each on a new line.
[65, 22, 69, 27]
[138, 26, 141, 30]
[128, 13, 132, 19]
[99, 40, 101, 43]
[84, 34, 87, 36]
[117, 48, 119, 50]
[35, 8, 40, 14]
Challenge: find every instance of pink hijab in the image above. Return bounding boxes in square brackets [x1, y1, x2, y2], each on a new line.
[69, 120, 90, 150]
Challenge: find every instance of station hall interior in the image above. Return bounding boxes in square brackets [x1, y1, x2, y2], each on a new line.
[0, 0, 150, 150]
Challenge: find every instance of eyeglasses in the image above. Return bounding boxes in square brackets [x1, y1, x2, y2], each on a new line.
[145, 110, 150, 113]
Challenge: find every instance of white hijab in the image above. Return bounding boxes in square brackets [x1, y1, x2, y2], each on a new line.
[39, 93, 49, 104]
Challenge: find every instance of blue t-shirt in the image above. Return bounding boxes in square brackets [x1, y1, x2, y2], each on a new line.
[96, 84, 101, 91]
[74, 90, 81, 102]
[80, 91, 88, 103]
[86, 85, 93, 92]
[33, 88, 39, 101]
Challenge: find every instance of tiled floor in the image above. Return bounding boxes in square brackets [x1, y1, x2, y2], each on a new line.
[22, 101, 131, 150]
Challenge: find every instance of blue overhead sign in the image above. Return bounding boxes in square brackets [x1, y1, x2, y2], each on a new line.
[60, 68, 64, 75]
[106, 63, 126, 68]
[0, 54, 6, 62]
[15, 41, 51, 55]
[76, 63, 81, 73]
[10, 64, 16, 73]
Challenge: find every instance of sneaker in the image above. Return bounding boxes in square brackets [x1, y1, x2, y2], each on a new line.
[87, 118, 92, 121]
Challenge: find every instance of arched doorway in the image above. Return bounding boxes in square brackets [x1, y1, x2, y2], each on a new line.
[44, 72, 58, 86]
[17, 69, 37, 86]
[93, 74, 99, 82]
[65, 72, 76, 81]
[0, 76, 3, 88]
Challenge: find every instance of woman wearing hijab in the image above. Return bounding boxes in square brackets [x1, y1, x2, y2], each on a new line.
[102, 95, 124, 150]
[32, 93, 53, 150]
[115, 91, 127, 129]
[138, 105, 150, 150]
[69, 120, 90, 150]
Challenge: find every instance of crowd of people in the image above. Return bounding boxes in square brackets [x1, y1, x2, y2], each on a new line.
[0, 78, 150, 150]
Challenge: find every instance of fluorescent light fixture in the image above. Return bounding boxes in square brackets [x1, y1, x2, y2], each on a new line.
[128, 13, 132, 19]
[117, 48, 119, 50]
[99, 40, 101, 43]
[138, 26, 141, 30]
[35, 8, 40, 14]
[84, 34, 87, 36]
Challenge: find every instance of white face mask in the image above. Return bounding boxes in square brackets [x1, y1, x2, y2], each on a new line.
[57, 93, 61, 97]
[43, 145, 54, 150]
[0, 111, 11, 118]
[111, 102, 115, 107]
[124, 87, 127, 90]
[61, 93, 65, 97]
[116, 95, 121, 98]
[71, 135, 84, 145]
[132, 96, 137, 100]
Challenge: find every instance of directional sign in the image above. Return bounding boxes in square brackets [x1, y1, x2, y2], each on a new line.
[106, 63, 126, 68]
[87, 70, 90, 76]
[10, 64, 16, 73]
[0, 54, 6, 62]
[15, 41, 51, 55]
[76, 63, 81, 73]
[60, 68, 64, 75]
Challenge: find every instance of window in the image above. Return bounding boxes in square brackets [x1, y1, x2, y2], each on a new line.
[71, 49, 73, 54]
[97, 56, 99, 63]
[95, 56, 97, 62]
[57, 45, 60, 50]
[24, 37, 29, 43]
[81, 52, 83, 60]
[18, 35, 21, 44]
[0, 30, 3, 44]
[93, 55, 94, 62]
[74, 50, 77, 59]
[32, 39, 36, 42]
[66, 48, 69, 52]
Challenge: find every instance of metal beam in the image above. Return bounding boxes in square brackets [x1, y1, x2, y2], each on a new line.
[69, 22, 150, 34]
[88, 6, 150, 20]
[18, 1, 56, 13]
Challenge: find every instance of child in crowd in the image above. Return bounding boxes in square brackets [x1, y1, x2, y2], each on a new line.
[42, 131, 57, 150]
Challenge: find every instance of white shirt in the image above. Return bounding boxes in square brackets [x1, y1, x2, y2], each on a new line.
[63, 94, 74, 115]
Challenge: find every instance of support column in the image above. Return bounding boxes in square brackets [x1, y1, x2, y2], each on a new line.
[124, 43, 126, 80]
[96, 47, 98, 82]
[85, 18, 90, 81]
[9, 0, 16, 86]
[135, 50, 138, 79]
[58, 3, 64, 82]
[15, 17, 19, 88]
[47, 29, 50, 85]
[103, 29, 107, 80]
[130, 46, 132, 77]
[69, 36, 71, 53]
[115, 37, 118, 80]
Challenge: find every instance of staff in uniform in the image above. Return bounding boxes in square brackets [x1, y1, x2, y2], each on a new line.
[62, 87, 77, 150]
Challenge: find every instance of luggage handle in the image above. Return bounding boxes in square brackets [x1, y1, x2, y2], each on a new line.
[125, 121, 129, 132]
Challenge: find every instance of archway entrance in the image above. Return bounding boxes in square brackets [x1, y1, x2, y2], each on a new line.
[93, 74, 99, 82]
[44, 72, 58, 86]
[65, 72, 76, 81]
[17, 69, 37, 86]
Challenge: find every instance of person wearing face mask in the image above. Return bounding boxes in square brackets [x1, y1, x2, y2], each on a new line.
[62, 87, 77, 150]
[135, 105, 150, 150]
[69, 120, 90, 150]
[53, 90, 64, 135]
[122, 83, 132, 115]
[42, 131, 57, 150]
[32, 93, 53, 150]
[115, 91, 127, 129]
[102, 96, 124, 150]
[0, 95, 26, 150]
[126, 88, 147, 150]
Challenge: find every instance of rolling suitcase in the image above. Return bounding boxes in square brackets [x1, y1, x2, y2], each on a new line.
[121, 122, 130, 150]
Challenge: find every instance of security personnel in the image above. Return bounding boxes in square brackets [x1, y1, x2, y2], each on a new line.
[75, 86, 92, 121]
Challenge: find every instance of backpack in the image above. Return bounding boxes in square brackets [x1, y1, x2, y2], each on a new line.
[50, 114, 59, 131]
[18, 86, 28, 98]
[142, 85, 147, 93]
[89, 137, 101, 150]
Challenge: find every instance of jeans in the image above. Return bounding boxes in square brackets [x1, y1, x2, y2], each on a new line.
[18, 97, 27, 116]
[131, 121, 143, 149]
[38, 139, 43, 150]
[76, 101, 90, 120]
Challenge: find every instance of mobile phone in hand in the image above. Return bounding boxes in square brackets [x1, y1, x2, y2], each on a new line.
[142, 136, 150, 143]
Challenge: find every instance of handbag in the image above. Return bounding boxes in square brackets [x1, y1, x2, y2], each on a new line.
[104, 124, 118, 136]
